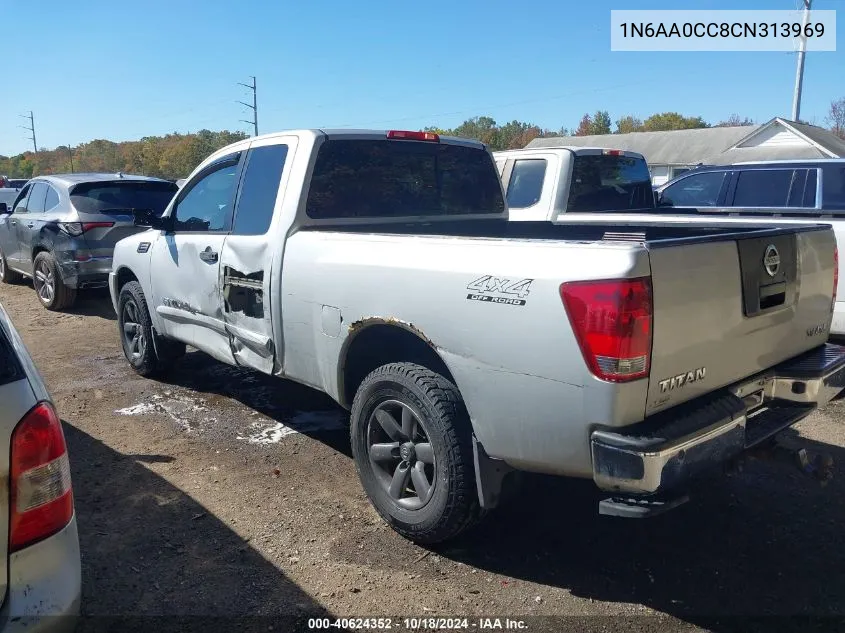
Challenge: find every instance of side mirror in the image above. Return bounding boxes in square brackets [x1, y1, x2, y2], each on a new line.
[0, 203, 8, 215]
[133, 208, 172, 231]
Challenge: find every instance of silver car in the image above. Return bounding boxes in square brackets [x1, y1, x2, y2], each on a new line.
[0, 173, 178, 310]
[0, 301, 81, 630]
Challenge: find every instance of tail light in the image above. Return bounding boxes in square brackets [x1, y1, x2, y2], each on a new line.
[10, 402, 73, 552]
[57, 221, 114, 236]
[833, 244, 839, 307]
[560, 277, 653, 382]
[603, 149, 624, 156]
[386, 130, 439, 142]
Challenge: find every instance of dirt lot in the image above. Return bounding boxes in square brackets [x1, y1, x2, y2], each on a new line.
[3, 280, 845, 632]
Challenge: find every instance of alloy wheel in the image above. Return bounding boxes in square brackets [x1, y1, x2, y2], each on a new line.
[34, 260, 55, 304]
[367, 399, 437, 510]
[121, 299, 146, 363]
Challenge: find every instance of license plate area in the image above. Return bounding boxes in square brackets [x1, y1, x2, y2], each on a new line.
[737, 235, 797, 317]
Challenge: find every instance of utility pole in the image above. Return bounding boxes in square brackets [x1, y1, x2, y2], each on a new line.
[237, 76, 258, 136]
[791, 0, 812, 122]
[19, 111, 37, 154]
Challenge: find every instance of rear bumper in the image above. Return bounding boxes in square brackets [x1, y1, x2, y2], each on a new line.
[831, 301, 845, 336]
[591, 343, 845, 495]
[0, 517, 81, 632]
[57, 255, 113, 290]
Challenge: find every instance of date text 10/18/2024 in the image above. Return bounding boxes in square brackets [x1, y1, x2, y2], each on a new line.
[308, 618, 529, 630]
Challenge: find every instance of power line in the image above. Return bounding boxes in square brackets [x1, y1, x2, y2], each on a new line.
[237, 76, 258, 136]
[19, 111, 37, 153]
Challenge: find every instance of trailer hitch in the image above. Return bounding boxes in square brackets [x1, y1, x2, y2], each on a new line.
[727, 440, 834, 486]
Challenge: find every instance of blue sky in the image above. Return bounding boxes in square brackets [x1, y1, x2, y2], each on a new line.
[1, 0, 842, 156]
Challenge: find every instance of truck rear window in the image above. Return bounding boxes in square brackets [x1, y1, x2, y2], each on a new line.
[567, 155, 654, 212]
[306, 139, 505, 219]
[70, 181, 178, 216]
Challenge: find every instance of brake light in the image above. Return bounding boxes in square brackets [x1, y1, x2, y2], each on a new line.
[57, 221, 114, 236]
[560, 277, 653, 382]
[833, 244, 839, 312]
[386, 130, 439, 142]
[10, 403, 73, 552]
[603, 149, 623, 156]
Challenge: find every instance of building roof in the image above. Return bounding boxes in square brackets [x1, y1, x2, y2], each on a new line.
[525, 118, 845, 166]
[526, 125, 758, 165]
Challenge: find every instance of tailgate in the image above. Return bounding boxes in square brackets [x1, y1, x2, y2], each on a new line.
[646, 226, 836, 414]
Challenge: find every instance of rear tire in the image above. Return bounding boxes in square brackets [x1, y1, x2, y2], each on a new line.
[350, 362, 482, 544]
[33, 251, 76, 310]
[118, 281, 184, 377]
[0, 248, 22, 284]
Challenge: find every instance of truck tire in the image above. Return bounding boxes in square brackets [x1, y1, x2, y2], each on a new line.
[350, 362, 481, 544]
[0, 248, 22, 284]
[118, 281, 185, 377]
[33, 251, 76, 310]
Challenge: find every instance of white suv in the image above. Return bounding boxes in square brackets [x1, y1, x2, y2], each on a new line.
[0, 301, 81, 630]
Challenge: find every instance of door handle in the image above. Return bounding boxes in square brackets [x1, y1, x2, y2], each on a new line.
[199, 247, 218, 263]
[8, 220, 16, 226]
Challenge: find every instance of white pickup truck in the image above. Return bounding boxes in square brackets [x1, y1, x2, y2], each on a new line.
[494, 148, 845, 336]
[110, 129, 845, 543]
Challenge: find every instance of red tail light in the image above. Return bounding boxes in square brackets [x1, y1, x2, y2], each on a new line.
[386, 130, 439, 142]
[603, 149, 623, 156]
[57, 221, 114, 236]
[833, 244, 839, 312]
[560, 277, 653, 382]
[10, 402, 73, 552]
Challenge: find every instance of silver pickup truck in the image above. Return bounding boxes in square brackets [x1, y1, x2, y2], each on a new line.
[110, 129, 845, 543]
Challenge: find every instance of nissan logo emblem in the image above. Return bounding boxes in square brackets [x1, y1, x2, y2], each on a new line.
[763, 244, 781, 277]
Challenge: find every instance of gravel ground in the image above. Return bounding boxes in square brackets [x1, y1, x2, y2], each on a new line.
[2, 281, 845, 633]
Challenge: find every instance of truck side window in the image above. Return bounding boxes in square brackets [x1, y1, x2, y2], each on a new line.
[732, 169, 793, 208]
[660, 172, 726, 207]
[506, 160, 546, 209]
[232, 144, 289, 236]
[172, 157, 240, 233]
[821, 166, 845, 211]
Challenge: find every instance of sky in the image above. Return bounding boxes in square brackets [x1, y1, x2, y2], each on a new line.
[1, 0, 842, 156]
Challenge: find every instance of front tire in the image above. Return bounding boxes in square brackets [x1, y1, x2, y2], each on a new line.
[350, 362, 481, 544]
[33, 251, 76, 310]
[0, 248, 22, 284]
[118, 281, 185, 377]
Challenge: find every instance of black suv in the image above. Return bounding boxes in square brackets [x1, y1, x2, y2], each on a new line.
[656, 160, 845, 214]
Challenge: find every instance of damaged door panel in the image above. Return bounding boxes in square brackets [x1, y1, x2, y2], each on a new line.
[219, 138, 293, 374]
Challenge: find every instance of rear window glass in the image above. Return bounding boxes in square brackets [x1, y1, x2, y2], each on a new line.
[70, 181, 178, 216]
[822, 165, 845, 211]
[306, 140, 505, 219]
[567, 155, 654, 212]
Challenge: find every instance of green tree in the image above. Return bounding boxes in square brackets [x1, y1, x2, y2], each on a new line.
[615, 115, 644, 134]
[642, 112, 709, 131]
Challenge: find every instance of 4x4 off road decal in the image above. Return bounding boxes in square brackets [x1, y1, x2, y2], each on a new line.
[466, 275, 534, 306]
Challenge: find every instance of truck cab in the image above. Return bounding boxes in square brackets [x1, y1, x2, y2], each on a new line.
[493, 147, 655, 221]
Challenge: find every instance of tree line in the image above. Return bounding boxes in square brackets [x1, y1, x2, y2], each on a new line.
[2, 98, 843, 179]
[0, 129, 248, 180]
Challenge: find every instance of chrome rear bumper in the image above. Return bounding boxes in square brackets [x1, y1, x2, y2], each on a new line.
[591, 343, 845, 495]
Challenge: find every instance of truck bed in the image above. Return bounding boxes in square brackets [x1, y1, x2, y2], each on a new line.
[301, 218, 830, 247]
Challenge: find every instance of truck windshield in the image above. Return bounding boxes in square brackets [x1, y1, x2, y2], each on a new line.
[70, 181, 178, 216]
[306, 139, 505, 219]
[567, 154, 654, 212]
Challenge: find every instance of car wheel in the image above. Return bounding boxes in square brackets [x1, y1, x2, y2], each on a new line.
[350, 362, 482, 544]
[118, 281, 184, 377]
[33, 251, 76, 310]
[0, 248, 22, 284]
